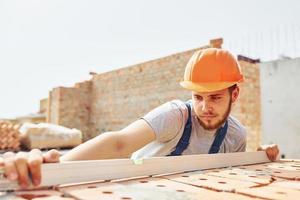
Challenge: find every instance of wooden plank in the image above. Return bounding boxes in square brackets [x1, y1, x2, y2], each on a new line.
[0, 151, 270, 191]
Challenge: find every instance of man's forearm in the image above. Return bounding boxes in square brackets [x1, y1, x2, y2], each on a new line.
[60, 131, 128, 161]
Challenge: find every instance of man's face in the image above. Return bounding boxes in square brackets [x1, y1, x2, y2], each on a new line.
[192, 87, 238, 130]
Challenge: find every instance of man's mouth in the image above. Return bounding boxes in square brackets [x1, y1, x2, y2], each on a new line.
[200, 115, 217, 119]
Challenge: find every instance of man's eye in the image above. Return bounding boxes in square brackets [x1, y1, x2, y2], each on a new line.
[212, 97, 221, 100]
[194, 96, 202, 100]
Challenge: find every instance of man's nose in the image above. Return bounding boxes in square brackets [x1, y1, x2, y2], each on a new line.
[201, 100, 212, 112]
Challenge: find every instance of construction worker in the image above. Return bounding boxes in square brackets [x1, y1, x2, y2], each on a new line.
[0, 48, 279, 188]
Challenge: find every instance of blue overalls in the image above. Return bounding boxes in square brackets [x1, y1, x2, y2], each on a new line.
[168, 101, 228, 156]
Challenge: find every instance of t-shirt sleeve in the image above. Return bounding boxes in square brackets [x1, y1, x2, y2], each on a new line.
[234, 128, 247, 152]
[141, 100, 187, 143]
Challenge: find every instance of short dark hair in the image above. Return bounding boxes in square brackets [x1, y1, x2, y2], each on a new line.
[228, 84, 237, 95]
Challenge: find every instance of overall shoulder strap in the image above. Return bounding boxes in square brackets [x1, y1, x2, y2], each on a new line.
[168, 102, 192, 156]
[208, 120, 228, 154]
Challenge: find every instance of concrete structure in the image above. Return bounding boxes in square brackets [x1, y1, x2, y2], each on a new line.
[8, 99, 47, 124]
[260, 57, 300, 159]
[42, 38, 262, 152]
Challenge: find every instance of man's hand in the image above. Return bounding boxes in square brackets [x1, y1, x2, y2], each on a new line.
[0, 149, 60, 188]
[257, 144, 279, 161]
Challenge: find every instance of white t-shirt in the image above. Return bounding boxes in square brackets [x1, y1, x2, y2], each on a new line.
[131, 100, 247, 159]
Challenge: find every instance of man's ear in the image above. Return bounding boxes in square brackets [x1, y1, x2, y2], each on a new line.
[231, 86, 240, 103]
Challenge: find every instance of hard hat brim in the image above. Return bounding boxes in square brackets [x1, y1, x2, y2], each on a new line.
[180, 80, 242, 93]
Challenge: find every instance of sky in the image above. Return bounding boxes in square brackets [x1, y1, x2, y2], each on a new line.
[0, 0, 300, 119]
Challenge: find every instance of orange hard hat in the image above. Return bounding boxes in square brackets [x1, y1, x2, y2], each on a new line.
[180, 48, 244, 93]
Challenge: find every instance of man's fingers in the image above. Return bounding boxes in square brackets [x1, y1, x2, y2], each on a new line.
[274, 145, 279, 159]
[266, 147, 278, 161]
[269, 148, 276, 161]
[2, 149, 48, 188]
[258, 144, 280, 161]
[266, 148, 272, 161]
[28, 149, 43, 186]
[270, 145, 279, 161]
[30, 149, 43, 156]
[43, 149, 61, 163]
[14, 152, 30, 188]
[3, 152, 18, 181]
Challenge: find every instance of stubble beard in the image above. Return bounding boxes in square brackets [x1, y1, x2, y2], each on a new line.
[198, 99, 232, 131]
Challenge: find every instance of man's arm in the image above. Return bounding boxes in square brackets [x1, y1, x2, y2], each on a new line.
[0, 119, 156, 188]
[61, 119, 156, 161]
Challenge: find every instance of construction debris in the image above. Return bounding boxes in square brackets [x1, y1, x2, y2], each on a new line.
[0, 121, 20, 151]
[19, 123, 82, 150]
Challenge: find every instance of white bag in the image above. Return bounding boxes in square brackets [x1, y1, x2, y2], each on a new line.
[19, 123, 82, 149]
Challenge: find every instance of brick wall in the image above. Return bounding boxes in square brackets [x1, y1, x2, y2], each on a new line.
[232, 60, 261, 151]
[47, 81, 92, 140]
[88, 47, 199, 135]
[39, 98, 48, 114]
[46, 39, 261, 151]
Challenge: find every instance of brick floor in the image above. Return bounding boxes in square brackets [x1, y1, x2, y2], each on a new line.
[2, 159, 299, 200]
